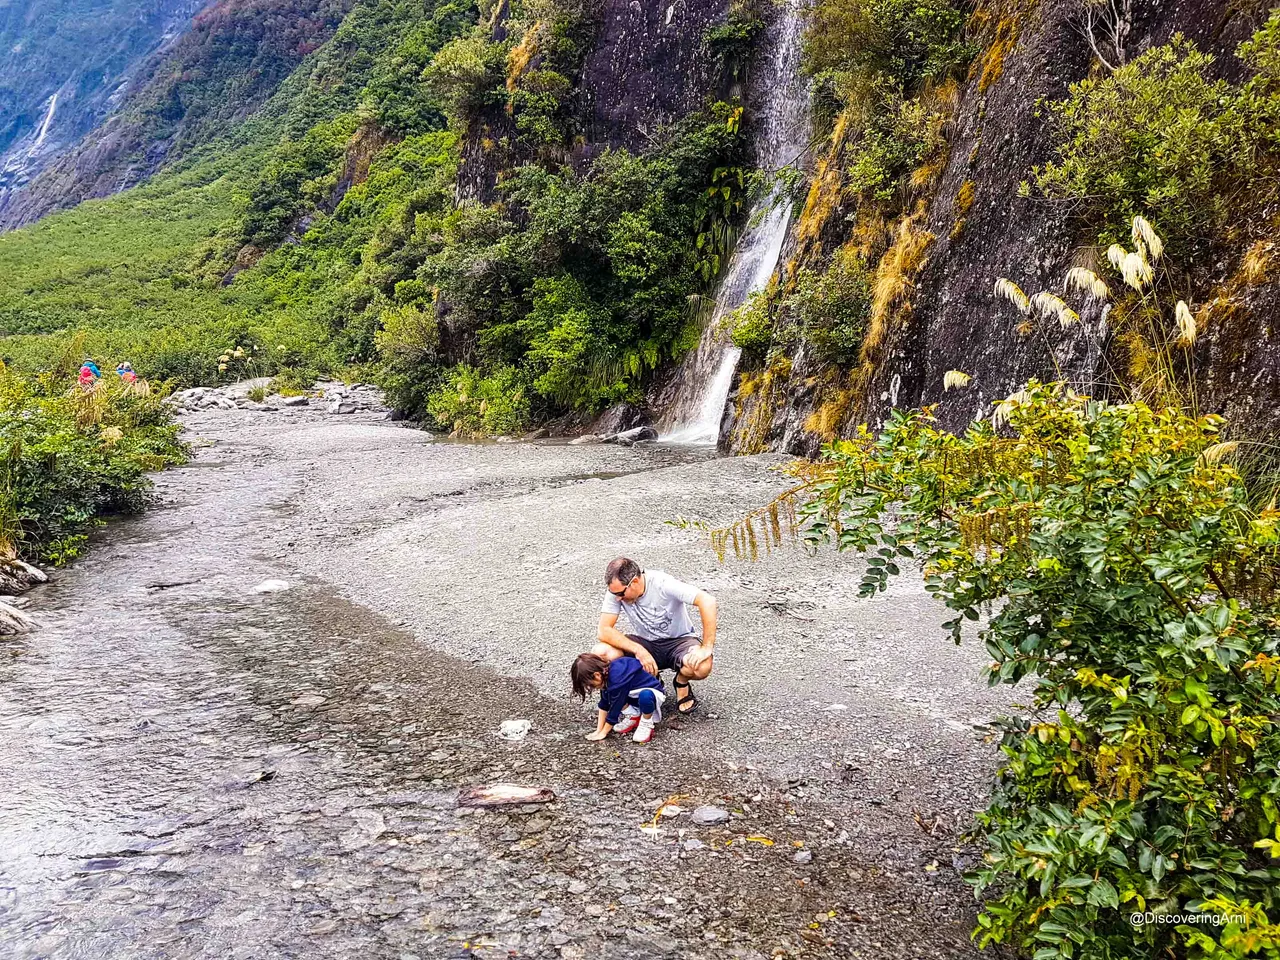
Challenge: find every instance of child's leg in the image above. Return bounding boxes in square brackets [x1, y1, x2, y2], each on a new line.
[632, 690, 659, 743]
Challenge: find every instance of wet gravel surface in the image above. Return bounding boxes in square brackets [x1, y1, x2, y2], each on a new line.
[1, 403, 1016, 958]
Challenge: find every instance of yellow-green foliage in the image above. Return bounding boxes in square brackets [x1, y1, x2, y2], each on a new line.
[0, 366, 187, 563]
[1035, 24, 1280, 250]
[803, 382, 855, 439]
[864, 210, 935, 360]
[976, 13, 1021, 92]
[732, 356, 792, 454]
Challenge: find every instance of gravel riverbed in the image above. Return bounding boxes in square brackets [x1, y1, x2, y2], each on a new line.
[1, 399, 1016, 959]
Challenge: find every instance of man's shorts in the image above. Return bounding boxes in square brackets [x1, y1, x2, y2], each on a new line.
[628, 634, 700, 672]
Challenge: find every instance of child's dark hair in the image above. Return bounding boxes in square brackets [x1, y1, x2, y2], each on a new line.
[570, 653, 609, 702]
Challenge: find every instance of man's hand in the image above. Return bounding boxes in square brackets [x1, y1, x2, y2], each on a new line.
[637, 649, 659, 676]
[683, 645, 714, 670]
[585, 729, 609, 741]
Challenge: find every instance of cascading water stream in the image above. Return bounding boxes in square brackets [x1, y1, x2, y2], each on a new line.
[659, 0, 810, 444]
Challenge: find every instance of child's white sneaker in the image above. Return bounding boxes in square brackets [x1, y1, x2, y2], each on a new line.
[632, 717, 655, 744]
[614, 707, 641, 735]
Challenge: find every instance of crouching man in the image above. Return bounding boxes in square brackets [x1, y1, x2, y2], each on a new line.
[592, 556, 716, 713]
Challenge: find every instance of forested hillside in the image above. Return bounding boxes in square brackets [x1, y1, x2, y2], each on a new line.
[2, 0, 1280, 447]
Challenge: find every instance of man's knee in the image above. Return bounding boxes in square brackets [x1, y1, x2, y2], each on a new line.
[681, 655, 713, 680]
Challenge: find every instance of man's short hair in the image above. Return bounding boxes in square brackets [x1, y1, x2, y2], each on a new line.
[605, 556, 640, 586]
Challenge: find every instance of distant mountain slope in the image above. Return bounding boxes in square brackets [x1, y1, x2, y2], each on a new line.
[0, 0, 208, 210]
[0, 0, 352, 230]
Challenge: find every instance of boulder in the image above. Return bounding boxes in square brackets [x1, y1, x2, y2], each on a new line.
[327, 400, 357, 415]
[521, 427, 550, 441]
[591, 402, 646, 436]
[280, 395, 310, 407]
[607, 425, 658, 446]
[0, 601, 35, 635]
[568, 434, 604, 445]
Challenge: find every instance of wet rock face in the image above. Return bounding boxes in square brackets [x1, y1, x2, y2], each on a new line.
[729, 0, 1276, 450]
[458, 0, 729, 201]
[577, 0, 728, 150]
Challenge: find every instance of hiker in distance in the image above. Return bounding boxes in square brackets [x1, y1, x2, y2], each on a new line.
[593, 556, 717, 713]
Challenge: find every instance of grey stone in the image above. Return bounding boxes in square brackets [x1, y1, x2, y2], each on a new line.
[280, 396, 310, 407]
[793, 850, 813, 864]
[607, 425, 658, 446]
[690, 806, 730, 825]
[590, 402, 645, 436]
[567, 434, 603, 445]
[328, 401, 357, 415]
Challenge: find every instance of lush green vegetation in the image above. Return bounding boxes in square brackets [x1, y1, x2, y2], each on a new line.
[730, 243, 871, 365]
[1036, 17, 1280, 251]
[0, 367, 187, 564]
[0, 0, 473, 391]
[406, 105, 747, 430]
[1, 0, 750, 435]
[767, 384, 1280, 958]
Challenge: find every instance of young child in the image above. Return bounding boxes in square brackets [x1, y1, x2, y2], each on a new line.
[570, 652, 665, 744]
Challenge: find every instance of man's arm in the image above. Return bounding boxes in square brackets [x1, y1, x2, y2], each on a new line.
[597, 612, 658, 674]
[683, 591, 718, 668]
[693, 591, 717, 648]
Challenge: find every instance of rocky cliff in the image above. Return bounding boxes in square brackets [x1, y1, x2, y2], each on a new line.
[0, 0, 208, 218]
[721, 0, 1280, 453]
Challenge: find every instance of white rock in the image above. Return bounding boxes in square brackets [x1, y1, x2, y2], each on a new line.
[498, 719, 533, 741]
[253, 579, 291, 593]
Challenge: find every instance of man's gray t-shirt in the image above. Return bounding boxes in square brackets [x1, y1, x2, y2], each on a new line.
[600, 569, 701, 641]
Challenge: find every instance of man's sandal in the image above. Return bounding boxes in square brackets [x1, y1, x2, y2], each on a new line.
[673, 673, 698, 713]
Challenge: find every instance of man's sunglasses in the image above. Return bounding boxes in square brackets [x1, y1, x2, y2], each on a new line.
[610, 575, 640, 598]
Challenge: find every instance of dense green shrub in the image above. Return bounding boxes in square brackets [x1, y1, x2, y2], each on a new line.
[1036, 23, 1280, 249]
[424, 33, 509, 126]
[411, 104, 747, 419]
[803, 0, 972, 97]
[791, 245, 872, 364]
[363, 0, 476, 135]
[779, 384, 1280, 958]
[729, 291, 774, 356]
[0, 370, 187, 563]
[241, 116, 362, 247]
[705, 0, 766, 80]
[844, 84, 948, 203]
[425, 364, 532, 435]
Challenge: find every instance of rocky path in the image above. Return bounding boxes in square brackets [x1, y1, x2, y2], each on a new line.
[1, 399, 1015, 959]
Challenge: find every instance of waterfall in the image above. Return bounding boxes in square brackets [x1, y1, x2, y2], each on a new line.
[659, 1, 810, 445]
[32, 94, 58, 150]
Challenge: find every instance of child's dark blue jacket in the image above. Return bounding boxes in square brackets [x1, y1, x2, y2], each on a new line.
[599, 656, 664, 725]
